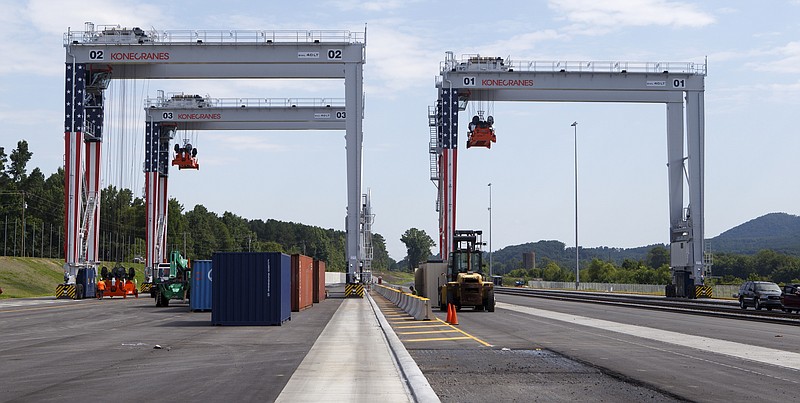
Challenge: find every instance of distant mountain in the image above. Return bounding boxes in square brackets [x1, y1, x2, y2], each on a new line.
[489, 212, 800, 273]
[488, 240, 665, 273]
[709, 212, 800, 255]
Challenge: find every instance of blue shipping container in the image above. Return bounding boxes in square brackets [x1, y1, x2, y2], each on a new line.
[211, 252, 291, 326]
[191, 260, 213, 312]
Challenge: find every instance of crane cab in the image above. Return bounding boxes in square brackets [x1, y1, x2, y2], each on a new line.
[172, 142, 199, 170]
[467, 115, 497, 149]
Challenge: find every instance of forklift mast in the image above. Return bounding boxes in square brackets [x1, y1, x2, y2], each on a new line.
[448, 230, 485, 281]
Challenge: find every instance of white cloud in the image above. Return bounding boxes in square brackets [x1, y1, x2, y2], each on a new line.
[25, 0, 167, 35]
[362, 23, 442, 96]
[328, 0, 419, 12]
[480, 30, 564, 59]
[549, 0, 715, 30]
[748, 41, 800, 74]
[0, 0, 167, 76]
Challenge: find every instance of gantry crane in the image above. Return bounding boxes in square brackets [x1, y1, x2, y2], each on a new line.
[430, 52, 707, 298]
[142, 92, 349, 284]
[61, 23, 365, 298]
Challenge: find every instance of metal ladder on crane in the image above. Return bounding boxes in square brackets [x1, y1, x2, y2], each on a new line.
[155, 216, 166, 267]
[79, 190, 98, 262]
[428, 105, 442, 212]
[360, 192, 374, 284]
[428, 105, 440, 182]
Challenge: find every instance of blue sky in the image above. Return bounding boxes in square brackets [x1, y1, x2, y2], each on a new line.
[2, 0, 799, 260]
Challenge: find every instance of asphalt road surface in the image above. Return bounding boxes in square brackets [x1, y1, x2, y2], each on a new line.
[5, 290, 799, 403]
[0, 295, 341, 402]
[385, 292, 800, 403]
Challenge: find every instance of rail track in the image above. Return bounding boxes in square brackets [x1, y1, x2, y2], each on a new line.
[495, 287, 800, 326]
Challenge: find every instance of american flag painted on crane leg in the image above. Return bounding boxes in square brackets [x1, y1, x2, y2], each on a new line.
[64, 62, 86, 267]
[144, 121, 173, 283]
[60, 62, 100, 299]
[439, 88, 459, 258]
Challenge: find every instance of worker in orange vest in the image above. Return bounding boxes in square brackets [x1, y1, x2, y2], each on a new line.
[97, 279, 106, 300]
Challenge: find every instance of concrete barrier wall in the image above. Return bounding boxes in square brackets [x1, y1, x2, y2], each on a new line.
[374, 284, 435, 320]
[325, 272, 346, 285]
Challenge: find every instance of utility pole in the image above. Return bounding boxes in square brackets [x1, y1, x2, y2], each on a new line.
[571, 121, 580, 290]
[21, 191, 25, 257]
[488, 183, 492, 277]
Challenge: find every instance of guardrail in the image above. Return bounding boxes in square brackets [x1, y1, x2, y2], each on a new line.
[526, 281, 740, 299]
[375, 285, 435, 320]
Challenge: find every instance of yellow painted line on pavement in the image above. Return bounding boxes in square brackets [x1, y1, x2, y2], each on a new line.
[398, 330, 461, 335]
[394, 324, 450, 329]
[404, 336, 472, 342]
[433, 318, 494, 347]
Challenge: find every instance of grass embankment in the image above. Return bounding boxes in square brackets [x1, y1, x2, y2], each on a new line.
[373, 270, 415, 287]
[0, 257, 146, 299]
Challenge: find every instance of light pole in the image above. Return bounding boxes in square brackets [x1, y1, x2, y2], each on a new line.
[571, 121, 579, 290]
[488, 182, 492, 277]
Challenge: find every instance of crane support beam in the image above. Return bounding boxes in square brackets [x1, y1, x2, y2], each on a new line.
[434, 54, 706, 297]
[144, 99, 347, 131]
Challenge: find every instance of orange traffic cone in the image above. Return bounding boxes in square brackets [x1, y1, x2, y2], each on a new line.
[445, 303, 453, 323]
[450, 303, 459, 325]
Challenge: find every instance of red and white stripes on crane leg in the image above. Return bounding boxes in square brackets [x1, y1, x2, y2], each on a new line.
[158, 175, 169, 258]
[145, 171, 159, 269]
[84, 141, 101, 263]
[441, 148, 457, 258]
[64, 131, 83, 264]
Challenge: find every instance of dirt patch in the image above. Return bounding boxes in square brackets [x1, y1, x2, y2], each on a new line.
[412, 348, 687, 402]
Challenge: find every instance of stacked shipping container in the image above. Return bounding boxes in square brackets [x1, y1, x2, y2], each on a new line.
[291, 254, 313, 312]
[313, 260, 327, 303]
[211, 252, 291, 326]
[190, 260, 212, 312]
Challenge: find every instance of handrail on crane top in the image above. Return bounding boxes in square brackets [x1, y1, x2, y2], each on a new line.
[65, 26, 365, 46]
[440, 54, 706, 76]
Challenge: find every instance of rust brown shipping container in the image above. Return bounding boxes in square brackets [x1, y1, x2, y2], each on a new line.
[313, 260, 327, 303]
[291, 254, 314, 312]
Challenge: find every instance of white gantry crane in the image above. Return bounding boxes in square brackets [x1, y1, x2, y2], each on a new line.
[431, 53, 707, 298]
[61, 23, 365, 298]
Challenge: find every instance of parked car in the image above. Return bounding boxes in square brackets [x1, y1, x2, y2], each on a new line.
[736, 281, 783, 310]
[781, 284, 800, 313]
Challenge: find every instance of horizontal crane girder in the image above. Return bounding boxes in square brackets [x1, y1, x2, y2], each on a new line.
[145, 106, 347, 131]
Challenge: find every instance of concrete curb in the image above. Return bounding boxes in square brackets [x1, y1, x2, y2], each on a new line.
[366, 292, 441, 403]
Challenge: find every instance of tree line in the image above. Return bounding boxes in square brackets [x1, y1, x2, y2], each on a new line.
[394, 226, 800, 286]
[5, 139, 800, 283]
[0, 140, 393, 272]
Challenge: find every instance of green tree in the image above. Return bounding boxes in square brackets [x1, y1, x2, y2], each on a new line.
[583, 258, 618, 283]
[645, 246, 670, 269]
[8, 140, 32, 183]
[167, 198, 190, 256]
[400, 228, 435, 271]
[542, 261, 573, 281]
[371, 233, 393, 270]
